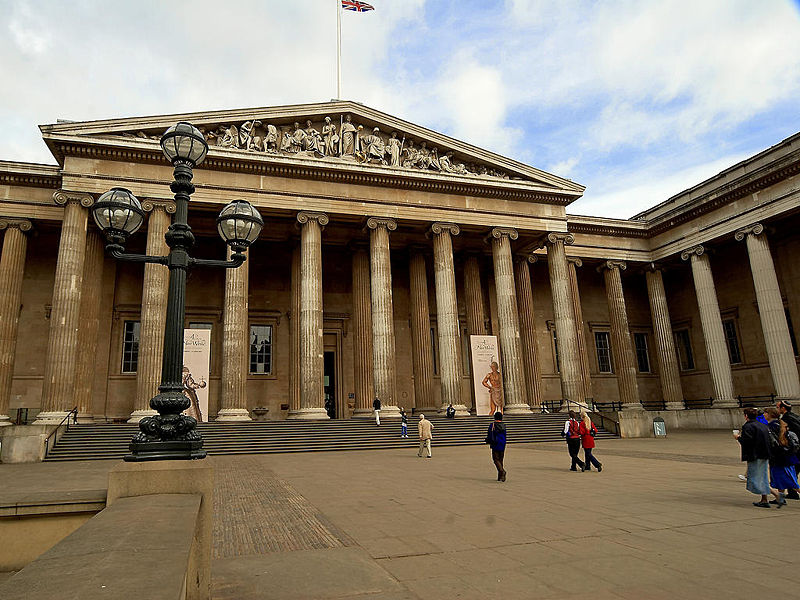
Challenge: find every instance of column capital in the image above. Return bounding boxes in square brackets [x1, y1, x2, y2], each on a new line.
[487, 227, 518, 242]
[734, 223, 765, 242]
[546, 232, 575, 246]
[53, 190, 94, 208]
[297, 211, 329, 227]
[515, 252, 540, 265]
[566, 257, 583, 268]
[141, 199, 177, 214]
[680, 244, 705, 261]
[597, 259, 626, 273]
[366, 216, 396, 231]
[646, 261, 667, 272]
[0, 218, 33, 233]
[428, 222, 460, 237]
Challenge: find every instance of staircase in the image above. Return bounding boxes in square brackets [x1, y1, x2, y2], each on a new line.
[43, 414, 617, 461]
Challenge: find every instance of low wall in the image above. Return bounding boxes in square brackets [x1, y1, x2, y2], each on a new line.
[0, 425, 56, 463]
[610, 408, 743, 438]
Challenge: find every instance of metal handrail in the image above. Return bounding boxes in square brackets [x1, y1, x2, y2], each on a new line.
[43, 406, 78, 458]
[563, 399, 620, 437]
[737, 394, 776, 407]
[683, 397, 714, 409]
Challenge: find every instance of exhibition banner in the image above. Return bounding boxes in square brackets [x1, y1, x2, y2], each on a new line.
[182, 328, 211, 422]
[470, 335, 504, 416]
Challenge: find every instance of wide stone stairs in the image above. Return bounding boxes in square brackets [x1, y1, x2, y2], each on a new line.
[43, 413, 617, 461]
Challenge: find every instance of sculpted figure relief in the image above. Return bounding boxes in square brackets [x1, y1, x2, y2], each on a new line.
[322, 117, 339, 157]
[304, 120, 324, 156]
[340, 114, 357, 156]
[360, 127, 386, 164]
[264, 124, 278, 152]
[386, 132, 402, 167]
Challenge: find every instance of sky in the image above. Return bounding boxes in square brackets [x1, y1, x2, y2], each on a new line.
[2, 0, 799, 218]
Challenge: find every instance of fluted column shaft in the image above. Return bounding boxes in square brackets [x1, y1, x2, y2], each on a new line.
[218, 249, 251, 421]
[515, 255, 542, 408]
[36, 192, 93, 423]
[408, 250, 436, 412]
[646, 268, 684, 409]
[464, 255, 486, 337]
[130, 203, 173, 422]
[289, 244, 301, 413]
[681, 246, 736, 407]
[601, 261, 642, 409]
[291, 212, 329, 419]
[352, 246, 375, 416]
[73, 231, 104, 422]
[489, 228, 530, 413]
[0, 220, 31, 425]
[431, 224, 467, 415]
[737, 224, 800, 399]
[546, 234, 583, 403]
[368, 217, 400, 416]
[567, 258, 593, 403]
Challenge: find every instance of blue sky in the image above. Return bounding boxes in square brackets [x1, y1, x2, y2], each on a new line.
[2, 0, 799, 217]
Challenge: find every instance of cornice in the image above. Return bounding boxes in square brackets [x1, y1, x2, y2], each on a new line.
[0, 170, 60, 190]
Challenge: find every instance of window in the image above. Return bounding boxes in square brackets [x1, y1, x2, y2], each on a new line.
[722, 319, 742, 364]
[430, 327, 439, 375]
[552, 328, 560, 372]
[249, 325, 273, 374]
[121, 320, 140, 373]
[674, 329, 695, 371]
[189, 322, 213, 330]
[460, 325, 470, 375]
[594, 331, 612, 373]
[786, 308, 798, 357]
[633, 333, 651, 373]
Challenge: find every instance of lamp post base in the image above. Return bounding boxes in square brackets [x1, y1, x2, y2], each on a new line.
[125, 439, 207, 462]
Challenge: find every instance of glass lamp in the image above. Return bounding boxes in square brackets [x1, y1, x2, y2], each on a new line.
[91, 187, 144, 239]
[160, 121, 208, 166]
[216, 200, 263, 250]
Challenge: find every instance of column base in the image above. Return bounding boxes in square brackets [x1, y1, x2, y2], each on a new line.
[415, 406, 439, 416]
[0, 415, 12, 426]
[352, 408, 375, 418]
[665, 402, 685, 411]
[375, 405, 402, 418]
[287, 407, 330, 420]
[215, 408, 253, 422]
[712, 400, 738, 409]
[32, 410, 71, 425]
[621, 403, 645, 411]
[438, 404, 470, 416]
[76, 413, 94, 424]
[504, 403, 533, 415]
[128, 409, 158, 423]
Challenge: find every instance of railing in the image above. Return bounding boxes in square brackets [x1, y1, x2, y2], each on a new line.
[591, 400, 624, 412]
[683, 397, 713, 409]
[43, 406, 78, 458]
[641, 399, 667, 411]
[563, 399, 621, 437]
[737, 394, 776, 408]
[539, 399, 563, 413]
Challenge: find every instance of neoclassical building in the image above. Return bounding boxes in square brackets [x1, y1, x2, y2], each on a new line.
[0, 101, 798, 430]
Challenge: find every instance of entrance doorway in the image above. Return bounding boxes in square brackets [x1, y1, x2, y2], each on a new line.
[324, 351, 336, 419]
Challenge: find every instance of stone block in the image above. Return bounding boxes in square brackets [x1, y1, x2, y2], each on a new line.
[0, 425, 52, 463]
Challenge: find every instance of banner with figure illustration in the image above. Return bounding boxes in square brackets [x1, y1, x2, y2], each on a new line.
[470, 335, 503, 416]
[182, 329, 211, 422]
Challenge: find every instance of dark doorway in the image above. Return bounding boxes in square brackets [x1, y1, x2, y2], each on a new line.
[324, 351, 336, 419]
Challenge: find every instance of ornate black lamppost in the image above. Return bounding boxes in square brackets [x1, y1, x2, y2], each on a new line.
[92, 122, 263, 461]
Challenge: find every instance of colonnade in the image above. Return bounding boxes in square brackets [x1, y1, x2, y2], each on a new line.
[1, 189, 799, 424]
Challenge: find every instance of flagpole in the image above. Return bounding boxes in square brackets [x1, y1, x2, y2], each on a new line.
[336, 0, 342, 100]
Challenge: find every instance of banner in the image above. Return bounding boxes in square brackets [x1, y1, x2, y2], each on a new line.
[182, 329, 211, 422]
[470, 335, 503, 416]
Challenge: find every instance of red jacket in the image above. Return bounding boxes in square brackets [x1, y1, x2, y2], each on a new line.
[578, 421, 597, 449]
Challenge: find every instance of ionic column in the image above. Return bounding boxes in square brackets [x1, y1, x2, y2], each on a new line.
[130, 200, 174, 422]
[289, 243, 301, 414]
[73, 231, 105, 423]
[600, 261, 642, 410]
[352, 243, 375, 416]
[290, 212, 329, 419]
[646, 266, 684, 409]
[431, 223, 468, 415]
[0, 219, 32, 426]
[408, 247, 436, 413]
[35, 192, 94, 424]
[218, 249, 251, 421]
[567, 257, 593, 403]
[515, 254, 542, 408]
[464, 254, 486, 337]
[367, 217, 401, 417]
[488, 227, 530, 414]
[736, 224, 800, 400]
[681, 245, 736, 407]
[546, 233, 583, 403]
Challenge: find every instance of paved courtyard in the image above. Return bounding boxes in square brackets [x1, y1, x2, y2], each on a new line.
[3, 431, 799, 599]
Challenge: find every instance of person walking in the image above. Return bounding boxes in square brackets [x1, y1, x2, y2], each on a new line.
[578, 412, 602, 472]
[734, 407, 773, 507]
[485, 411, 507, 481]
[417, 414, 434, 458]
[400, 408, 408, 438]
[764, 406, 799, 506]
[373, 396, 381, 426]
[777, 400, 800, 499]
[561, 410, 585, 472]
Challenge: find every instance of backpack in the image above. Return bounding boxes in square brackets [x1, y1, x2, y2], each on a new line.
[787, 430, 800, 456]
[768, 428, 797, 457]
[568, 419, 581, 439]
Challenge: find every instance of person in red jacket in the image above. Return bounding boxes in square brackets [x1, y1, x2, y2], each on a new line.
[579, 412, 603, 472]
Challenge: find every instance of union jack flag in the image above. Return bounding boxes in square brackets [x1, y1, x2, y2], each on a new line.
[342, 0, 374, 12]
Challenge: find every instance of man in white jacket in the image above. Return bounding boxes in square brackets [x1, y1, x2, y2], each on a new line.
[417, 414, 434, 458]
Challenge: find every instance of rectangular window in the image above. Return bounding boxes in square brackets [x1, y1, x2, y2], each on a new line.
[552, 328, 560, 372]
[786, 308, 798, 357]
[594, 331, 612, 373]
[633, 333, 651, 373]
[430, 327, 439, 375]
[461, 325, 470, 375]
[121, 320, 140, 373]
[674, 329, 695, 371]
[722, 319, 742, 364]
[249, 325, 273, 375]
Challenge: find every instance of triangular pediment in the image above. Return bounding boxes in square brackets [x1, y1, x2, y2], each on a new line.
[40, 101, 584, 197]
